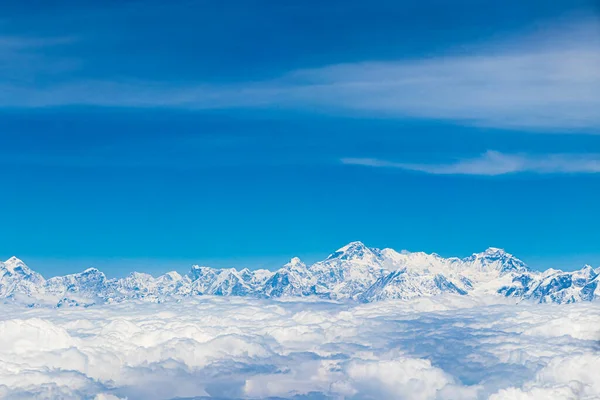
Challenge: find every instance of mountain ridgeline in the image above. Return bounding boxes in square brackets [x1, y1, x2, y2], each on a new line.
[1, 242, 598, 307]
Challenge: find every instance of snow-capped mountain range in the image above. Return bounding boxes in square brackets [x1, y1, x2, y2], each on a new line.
[1, 242, 599, 307]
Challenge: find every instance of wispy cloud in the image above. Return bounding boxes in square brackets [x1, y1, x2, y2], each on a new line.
[289, 48, 600, 132]
[0, 35, 80, 80]
[342, 151, 600, 175]
[1, 19, 599, 132]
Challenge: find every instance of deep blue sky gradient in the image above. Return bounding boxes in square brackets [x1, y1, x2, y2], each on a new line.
[1, 0, 599, 276]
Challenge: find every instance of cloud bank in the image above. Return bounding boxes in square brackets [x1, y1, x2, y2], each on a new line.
[342, 151, 600, 175]
[0, 296, 599, 399]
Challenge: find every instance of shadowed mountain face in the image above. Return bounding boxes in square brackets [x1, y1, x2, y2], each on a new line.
[1, 242, 598, 307]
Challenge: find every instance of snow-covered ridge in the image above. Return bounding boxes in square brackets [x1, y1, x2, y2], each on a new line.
[1, 242, 598, 307]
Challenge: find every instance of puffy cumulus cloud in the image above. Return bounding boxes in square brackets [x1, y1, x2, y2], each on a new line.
[344, 358, 455, 399]
[0, 296, 599, 399]
[490, 386, 583, 400]
[94, 396, 126, 400]
[492, 354, 600, 400]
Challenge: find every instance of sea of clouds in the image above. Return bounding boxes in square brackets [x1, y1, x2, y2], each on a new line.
[1, 295, 599, 400]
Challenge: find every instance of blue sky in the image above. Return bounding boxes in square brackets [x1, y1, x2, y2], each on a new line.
[1, 0, 600, 277]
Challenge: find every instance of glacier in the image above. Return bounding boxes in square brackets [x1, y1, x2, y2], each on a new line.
[1, 242, 598, 307]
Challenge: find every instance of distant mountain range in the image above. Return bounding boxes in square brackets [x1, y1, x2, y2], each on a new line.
[1, 242, 598, 307]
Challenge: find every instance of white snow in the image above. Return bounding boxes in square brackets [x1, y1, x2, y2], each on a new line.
[1, 242, 598, 307]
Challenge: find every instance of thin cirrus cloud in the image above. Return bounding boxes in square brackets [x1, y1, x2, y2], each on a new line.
[342, 151, 600, 176]
[0, 36, 80, 79]
[1, 19, 599, 132]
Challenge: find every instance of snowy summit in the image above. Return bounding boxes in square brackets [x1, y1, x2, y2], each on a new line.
[1, 242, 598, 307]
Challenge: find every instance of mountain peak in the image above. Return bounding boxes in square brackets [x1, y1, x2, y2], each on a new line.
[162, 271, 183, 280]
[465, 247, 528, 275]
[4, 256, 25, 266]
[576, 265, 597, 279]
[335, 241, 367, 253]
[190, 265, 211, 271]
[187, 265, 217, 282]
[469, 247, 514, 260]
[0, 243, 597, 305]
[326, 241, 375, 261]
[482, 247, 507, 255]
[82, 267, 100, 273]
[2, 256, 30, 273]
[287, 257, 305, 267]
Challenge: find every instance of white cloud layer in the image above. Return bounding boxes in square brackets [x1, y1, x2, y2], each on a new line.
[342, 151, 600, 175]
[0, 296, 599, 399]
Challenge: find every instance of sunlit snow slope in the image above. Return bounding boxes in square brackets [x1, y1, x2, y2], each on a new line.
[1, 242, 598, 307]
